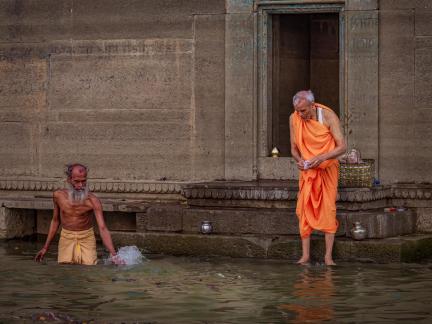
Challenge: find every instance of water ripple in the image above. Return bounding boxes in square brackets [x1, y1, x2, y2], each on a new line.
[1, 241, 432, 323]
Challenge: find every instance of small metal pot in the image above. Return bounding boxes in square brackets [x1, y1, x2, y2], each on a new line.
[350, 221, 367, 240]
[200, 221, 213, 234]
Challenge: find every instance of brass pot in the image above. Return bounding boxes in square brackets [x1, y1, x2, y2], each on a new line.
[271, 147, 280, 158]
[350, 221, 367, 240]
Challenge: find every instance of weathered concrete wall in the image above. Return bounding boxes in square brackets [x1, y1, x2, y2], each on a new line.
[379, 0, 432, 183]
[0, 207, 35, 239]
[0, 58, 46, 177]
[416, 208, 432, 233]
[192, 14, 226, 180]
[345, 1, 379, 170]
[0, 0, 226, 182]
[392, 183, 432, 233]
[1, 0, 432, 188]
[225, 6, 255, 180]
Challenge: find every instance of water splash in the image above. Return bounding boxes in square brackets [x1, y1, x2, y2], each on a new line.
[105, 246, 146, 265]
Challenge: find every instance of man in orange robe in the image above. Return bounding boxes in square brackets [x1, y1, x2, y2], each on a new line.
[289, 90, 346, 265]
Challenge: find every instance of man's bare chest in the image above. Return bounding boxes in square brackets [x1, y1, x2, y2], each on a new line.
[57, 198, 93, 218]
[63, 205, 93, 217]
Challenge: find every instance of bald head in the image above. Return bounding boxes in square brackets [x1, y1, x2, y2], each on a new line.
[65, 163, 88, 179]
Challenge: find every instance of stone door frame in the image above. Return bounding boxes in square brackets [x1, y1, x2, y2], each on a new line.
[256, 1, 346, 180]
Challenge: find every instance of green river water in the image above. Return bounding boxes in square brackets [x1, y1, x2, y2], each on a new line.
[1, 240, 431, 323]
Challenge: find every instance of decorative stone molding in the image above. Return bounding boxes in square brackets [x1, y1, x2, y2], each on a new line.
[338, 187, 392, 202]
[183, 182, 393, 202]
[0, 180, 61, 192]
[0, 178, 182, 194]
[182, 187, 295, 201]
[183, 183, 432, 203]
[88, 182, 181, 194]
[392, 185, 432, 200]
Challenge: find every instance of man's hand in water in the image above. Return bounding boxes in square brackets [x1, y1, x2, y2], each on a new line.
[35, 247, 48, 262]
[111, 254, 126, 265]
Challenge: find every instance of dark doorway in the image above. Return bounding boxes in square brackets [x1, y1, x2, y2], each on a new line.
[272, 13, 340, 156]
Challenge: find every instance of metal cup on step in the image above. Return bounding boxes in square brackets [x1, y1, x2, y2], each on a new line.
[200, 221, 213, 234]
[350, 221, 367, 240]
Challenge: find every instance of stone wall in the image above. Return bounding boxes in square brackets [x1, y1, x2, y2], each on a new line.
[379, 0, 432, 183]
[0, 207, 35, 239]
[0, 0, 226, 182]
[0, 0, 431, 189]
[345, 1, 379, 169]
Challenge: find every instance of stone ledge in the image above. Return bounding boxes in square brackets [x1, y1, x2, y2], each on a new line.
[183, 182, 432, 206]
[182, 181, 394, 202]
[0, 178, 182, 194]
[0, 197, 161, 213]
[0, 180, 431, 204]
[392, 184, 432, 200]
[110, 231, 432, 263]
[111, 231, 267, 258]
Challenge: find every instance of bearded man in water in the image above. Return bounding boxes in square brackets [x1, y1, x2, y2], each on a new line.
[35, 163, 121, 265]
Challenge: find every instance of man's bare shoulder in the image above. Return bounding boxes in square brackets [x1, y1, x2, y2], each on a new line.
[53, 189, 67, 199]
[87, 192, 99, 199]
[87, 193, 102, 206]
[322, 107, 338, 118]
[323, 108, 341, 124]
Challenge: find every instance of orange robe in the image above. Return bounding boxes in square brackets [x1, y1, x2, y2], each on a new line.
[292, 103, 339, 238]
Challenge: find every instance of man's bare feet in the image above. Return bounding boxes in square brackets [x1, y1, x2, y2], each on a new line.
[296, 256, 310, 265]
[324, 257, 336, 266]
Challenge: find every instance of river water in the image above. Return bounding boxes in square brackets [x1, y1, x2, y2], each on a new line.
[1, 240, 432, 323]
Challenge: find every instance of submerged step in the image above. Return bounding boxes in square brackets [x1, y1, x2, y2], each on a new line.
[111, 231, 432, 263]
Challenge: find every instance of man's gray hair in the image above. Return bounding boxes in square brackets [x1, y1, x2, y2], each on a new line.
[65, 163, 89, 178]
[293, 90, 315, 106]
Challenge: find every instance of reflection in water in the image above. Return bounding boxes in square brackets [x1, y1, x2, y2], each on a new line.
[1, 240, 432, 323]
[278, 267, 334, 323]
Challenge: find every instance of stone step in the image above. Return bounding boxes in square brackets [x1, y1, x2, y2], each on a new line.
[341, 209, 416, 239]
[138, 205, 416, 239]
[111, 231, 432, 263]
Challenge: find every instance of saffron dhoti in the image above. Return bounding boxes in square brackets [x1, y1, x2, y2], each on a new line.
[293, 103, 339, 238]
[58, 227, 97, 265]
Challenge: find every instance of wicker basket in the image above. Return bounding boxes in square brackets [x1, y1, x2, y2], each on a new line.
[338, 159, 374, 188]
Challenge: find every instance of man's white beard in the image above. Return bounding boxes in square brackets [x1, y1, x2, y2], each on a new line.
[67, 184, 89, 204]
